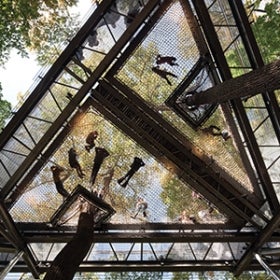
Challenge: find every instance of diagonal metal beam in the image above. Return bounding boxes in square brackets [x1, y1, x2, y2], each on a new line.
[0, 0, 113, 150]
[255, 253, 280, 280]
[0, 251, 24, 280]
[91, 79, 266, 226]
[229, 0, 280, 144]
[234, 212, 280, 276]
[192, 0, 280, 214]
[0, 202, 39, 278]
[0, 0, 162, 199]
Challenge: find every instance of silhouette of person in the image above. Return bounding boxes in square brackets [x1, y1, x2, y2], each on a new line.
[87, 30, 98, 47]
[90, 147, 110, 186]
[68, 148, 85, 178]
[189, 215, 197, 223]
[93, 187, 104, 199]
[85, 131, 98, 152]
[156, 54, 178, 66]
[125, 9, 139, 26]
[177, 210, 189, 223]
[76, 47, 84, 61]
[151, 66, 177, 85]
[124, 0, 143, 26]
[117, 157, 145, 188]
[198, 207, 214, 222]
[66, 92, 73, 101]
[201, 125, 221, 135]
[87, 3, 120, 47]
[221, 130, 231, 141]
[201, 125, 231, 141]
[50, 165, 70, 198]
[132, 197, 148, 218]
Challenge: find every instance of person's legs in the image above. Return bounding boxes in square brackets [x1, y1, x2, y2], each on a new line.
[56, 181, 69, 198]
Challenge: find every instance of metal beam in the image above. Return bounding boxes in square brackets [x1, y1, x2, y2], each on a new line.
[192, 0, 280, 214]
[255, 253, 280, 280]
[0, 1, 113, 151]
[3, 260, 280, 273]
[6, 224, 280, 244]
[229, 0, 280, 144]
[0, 0, 162, 199]
[184, 59, 280, 106]
[22, 231, 261, 244]
[0, 203, 39, 278]
[0, 251, 24, 280]
[234, 212, 280, 275]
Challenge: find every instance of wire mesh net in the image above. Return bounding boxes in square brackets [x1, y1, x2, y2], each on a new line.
[10, 109, 226, 225]
[112, 0, 253, 191]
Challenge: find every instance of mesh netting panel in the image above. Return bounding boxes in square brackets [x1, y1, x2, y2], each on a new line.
[0, 138, 30, 187]
[10, 109, 226, 224]
[115, 0, 200, 102]
[111, 0, 253, 191]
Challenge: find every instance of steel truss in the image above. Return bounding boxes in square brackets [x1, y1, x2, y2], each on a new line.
[0, 0, 279, 278]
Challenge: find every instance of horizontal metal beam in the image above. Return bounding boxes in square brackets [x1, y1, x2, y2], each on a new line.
[0, 203, 39, 278]
[192, 0, 280, 214]
[234, 211, 280, 276]
[17, 222, 237, 231]
[0, 0, 162, 199]
[21, 231, 262, 244]
[4, 223, 280, 244]
[3, 260, 280, 274]
[0, 0, 113, 150]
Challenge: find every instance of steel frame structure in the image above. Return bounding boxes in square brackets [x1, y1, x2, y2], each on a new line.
[0, 0, 279, 278]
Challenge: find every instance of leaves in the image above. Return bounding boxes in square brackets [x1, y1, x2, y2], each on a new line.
[252, 0, 280, 62]
[0, 85, 11, 129]
[0, 0, 79, 65]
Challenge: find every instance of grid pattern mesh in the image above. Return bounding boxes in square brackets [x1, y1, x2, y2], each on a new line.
[10, 109, 224, 224]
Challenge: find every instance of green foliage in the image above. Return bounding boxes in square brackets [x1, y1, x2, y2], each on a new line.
[73, 272, 100, 279]
[29, 11, 80, 65]
[0, 84, 11, 129]
[21, 272, 45, 279]
[171, 271, 192, 280]
[251, 0, 280, 63]
[223, 270, 273, 280]
[226, 46, 250, 78]
[160, 174, 192, 219]
[104, 271, 164, 280]
[0, 0, 79, 65]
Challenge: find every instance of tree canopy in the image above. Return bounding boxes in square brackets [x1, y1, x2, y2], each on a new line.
[0, 0, 79, 66]
[0, 85, 11, 129]
[251, 0, 280, 62]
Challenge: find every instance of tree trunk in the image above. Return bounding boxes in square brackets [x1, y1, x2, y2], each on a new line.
[186, 59, 280, 105]
[43, 210, 94, 280]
